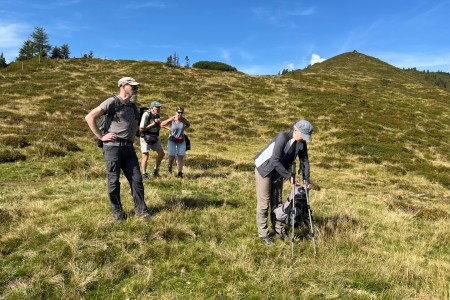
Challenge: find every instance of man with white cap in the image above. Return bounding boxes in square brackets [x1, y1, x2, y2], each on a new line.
[253, 119, 313, 246]
[85, 77, 151, 223]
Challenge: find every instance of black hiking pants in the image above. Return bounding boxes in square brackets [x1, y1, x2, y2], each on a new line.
[103, 144, 147, 216]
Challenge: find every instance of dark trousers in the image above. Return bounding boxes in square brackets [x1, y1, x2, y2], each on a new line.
[103, 145, 147, 216]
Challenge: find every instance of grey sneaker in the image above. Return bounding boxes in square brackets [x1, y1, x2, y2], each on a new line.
[260, 236, 275, 247]
[142, 173, 149, 179]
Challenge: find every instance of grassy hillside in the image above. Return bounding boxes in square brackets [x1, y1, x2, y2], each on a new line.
[0, 52, 449, 299]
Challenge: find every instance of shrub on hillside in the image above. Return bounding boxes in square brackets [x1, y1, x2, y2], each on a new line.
[0, 149, 26, 163]
[1, 136, 31, 148]
[192, 61, 237, 72]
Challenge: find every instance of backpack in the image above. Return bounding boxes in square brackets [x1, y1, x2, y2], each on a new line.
[273, 185, 309, 226]
[96, 96, 138, 147]
[136, 107, 149, 137]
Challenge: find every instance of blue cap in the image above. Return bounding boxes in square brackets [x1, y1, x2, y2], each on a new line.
[294, 119, 313, 141]
[150, 101, 162, 108]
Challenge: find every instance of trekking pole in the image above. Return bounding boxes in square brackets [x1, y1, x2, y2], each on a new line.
[304, 181, 317, 257]
[290, 163, 296, 260]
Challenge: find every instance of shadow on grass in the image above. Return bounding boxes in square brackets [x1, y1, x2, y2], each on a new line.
[288, 213, 365, 242]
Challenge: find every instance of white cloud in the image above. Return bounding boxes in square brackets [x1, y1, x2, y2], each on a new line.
[0, 21, 30, 63]
[220, 50, 231, 61]
[310, 53, 326, 65]
[286, 63, 295, 70]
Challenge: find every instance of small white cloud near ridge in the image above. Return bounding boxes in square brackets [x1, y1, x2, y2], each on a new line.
[310, 54, 326, 65]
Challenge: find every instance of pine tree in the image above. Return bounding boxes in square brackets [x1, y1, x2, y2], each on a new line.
[31, 26, 51, 57]
[185, 56, 190, 68]
[166, 55, 173, 66]
[17, 40, 35, 61]
[51, 46, 61, 59]
[60, 44, 70, 59]
[0, 53, 7, 68]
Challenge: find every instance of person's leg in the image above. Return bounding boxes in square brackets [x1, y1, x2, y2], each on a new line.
[255, 168, 272, 238]
[141, 153, 149, 176]
[140, 138, 149, 177]
[155, 149, 164, 169]
[271, 178, 285, 235]
[168, 156, 175, 173]
[176, 142, 187, 177]
[121, 145, 148, 216]
[167, 140, 176, 173]
[103, 145, 123, 221]
[151, 141, 164, 176]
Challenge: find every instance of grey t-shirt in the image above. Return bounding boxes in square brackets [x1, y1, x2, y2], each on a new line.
[99, 96, 137, 143]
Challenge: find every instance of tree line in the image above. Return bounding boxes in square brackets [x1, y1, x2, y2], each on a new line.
[17, 26, 71, 61]
[1, 26, 238, 73]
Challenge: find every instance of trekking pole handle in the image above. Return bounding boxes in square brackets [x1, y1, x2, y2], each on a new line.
[291, 163, 296, 185]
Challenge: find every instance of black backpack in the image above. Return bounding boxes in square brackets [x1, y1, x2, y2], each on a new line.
[136, 107, 149, 137]
[273, 185, 309, 226]
[96, 96, 138, 147]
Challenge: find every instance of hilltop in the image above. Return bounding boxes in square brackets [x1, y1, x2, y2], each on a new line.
[0, 51, 449, 299]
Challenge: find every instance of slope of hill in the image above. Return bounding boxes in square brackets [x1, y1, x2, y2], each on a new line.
[0, 52, 449, 299]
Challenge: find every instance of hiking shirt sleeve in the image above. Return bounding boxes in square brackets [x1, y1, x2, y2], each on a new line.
[98, 97, 115, 115]
[297, 141, 310, 183]
[271, 133, 292, 180]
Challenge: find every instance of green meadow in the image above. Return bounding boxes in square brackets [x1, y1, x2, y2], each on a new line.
[0, 51, 449, 299]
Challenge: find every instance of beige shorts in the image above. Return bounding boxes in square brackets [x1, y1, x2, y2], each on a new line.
[140, 137, 163, 153]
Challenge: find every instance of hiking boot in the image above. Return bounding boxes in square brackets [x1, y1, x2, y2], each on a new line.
[113, 212, 126, 224]
[168, 165, 173, 174]
[136, 211, 154, 221]
[142, 173, 149, 179]
[276, 228, 289, 242]
[152, 168, 160, 177]
[260, 236, 275, 247]
[177, 171, 183, 178]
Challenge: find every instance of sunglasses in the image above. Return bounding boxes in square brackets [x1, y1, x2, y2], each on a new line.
[177, 111, 183, 114]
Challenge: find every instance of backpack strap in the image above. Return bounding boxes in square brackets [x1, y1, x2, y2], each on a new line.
[102, 96, 121, 134]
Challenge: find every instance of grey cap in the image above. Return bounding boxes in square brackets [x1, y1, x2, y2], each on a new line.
[150, 101, 162, 108]
[118, 77, 139, 87]
[294, 119, 313, 141]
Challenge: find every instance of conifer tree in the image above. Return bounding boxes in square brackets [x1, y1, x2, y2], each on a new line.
[31, 26, 51, 57]
[51, 46, 61, 59]
[17, 40, 35, 61]
[60, 44, 70, 59]
[0, 53, 7, 68]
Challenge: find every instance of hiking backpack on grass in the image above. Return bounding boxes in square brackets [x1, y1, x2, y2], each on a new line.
[273, 185, 309, 226]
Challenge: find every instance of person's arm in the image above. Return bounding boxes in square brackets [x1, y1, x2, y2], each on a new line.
[140, 112, 159, 132]
[298, 142, 310, 185]
[182, 117, 190, 128]
[85, 106, 117, 142]
[160, 116, 174, 128]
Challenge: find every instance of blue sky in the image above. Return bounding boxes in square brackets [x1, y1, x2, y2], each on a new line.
[1, 0, 449, 75]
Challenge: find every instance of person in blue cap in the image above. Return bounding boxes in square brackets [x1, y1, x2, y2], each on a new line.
[139, 101, 165, 178]
[253, 119, 313, 246]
